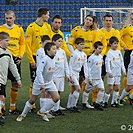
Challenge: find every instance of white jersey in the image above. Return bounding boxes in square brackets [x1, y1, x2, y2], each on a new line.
[128, 51, 133, 75]
[0, 47, 21, 85]
[34, 54, 55, 85]
[69, 49, 88, 78]
[88, 53, 103, 80]
[36, 47, 45, 67]
[53, 48, 69, 78]
[105, 49, 125, 76]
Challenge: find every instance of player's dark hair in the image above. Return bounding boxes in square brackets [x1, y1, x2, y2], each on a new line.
[52, 34, 63, 42]
[37, 8, 49, 17]
[109, 36, 119, 44]
[52, 15, 63, 23]
[75, 37, 84, 45]
[0, 32, 10, 40]
[41, 35, 50, 42]
[44, 42, 56, 55]
[93, 16, 98, 23]
[94, 41, 103, 49]
[102, 14, 113, 21]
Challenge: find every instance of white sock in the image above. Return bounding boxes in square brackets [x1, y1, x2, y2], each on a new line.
[103, 93, 110, 103]
[54, 100, 60, 111]
[129, 94, 133, 99]
[119, 89, 129, 100]
[40, 99, 56, 113]
[67, 93, 72, 108]
[71, 91, 80, 107]
[22, 101, 32, 117]
[82, 91, 89, 104]
[96, 91, 104, 104]
[40, 98, 46, 109]
[111, 91, 119, 104]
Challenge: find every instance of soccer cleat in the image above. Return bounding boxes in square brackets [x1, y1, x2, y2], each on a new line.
[42, 115, 49, 122]
[2, 108, 6, 117]
[86, 103, 94, 109]
[94, 103, 104, 111]
[37, 111, 49, 121]
[16, 114, 24, 122]
[46, 112, 55, 119]
[129, 98, 133, 105]
[59, 106, 66, 110]
[70, 106, 81, 113]
[118, 100, 124, 106]
[56, 110, 65, 115]
[102, 102, 108, 108]
[111, 102, 118, 107]
[9, 108, 22, 115]
[29, 108, 36, 113]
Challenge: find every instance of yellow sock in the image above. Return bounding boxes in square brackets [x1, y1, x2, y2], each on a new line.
[81, 84, 85, 92]
[92, 89, 99, 103]
[123, 77, 127, 88]
[129, 87, 133, 95]
[10, 87, 18, 111]
[70, 86, 73, 93]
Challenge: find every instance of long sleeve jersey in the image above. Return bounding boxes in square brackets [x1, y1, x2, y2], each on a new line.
[105, 49, 126, 76]
[25, 22, 52, 64]
[88, 53, 103, 80]
[51, 29, 71, 57]
[34, 54, 55, 85]
[0, 24, 25, 57]
[0, 48, 21, 85]
[69, 49, 88, 78]
[68, 26, 95, 56]
[53, 48, 69, 78]
[120, 24, 133, 50]
[127, 51, 133, 75]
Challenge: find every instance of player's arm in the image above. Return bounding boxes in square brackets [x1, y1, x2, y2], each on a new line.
[101, 33, 107, 56]
[88, 57, 93, 82]
[83, 55, 88, 85]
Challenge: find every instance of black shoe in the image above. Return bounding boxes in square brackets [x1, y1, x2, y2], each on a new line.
[94, 103, 104, 111]
[55, 110, 65, 116]
[82, 103, 88, 110]
[2, 108, 6, 116]
[9, 108, 22, 115]
[30, 108, 36, 113]
[0, 115, 5, 126]
[71, 106, 81, 113]
[129, 98, 133, 105]
[102, 102, 108, 108]
[49, 110, 58, 116]
[111, 102, 118, 107]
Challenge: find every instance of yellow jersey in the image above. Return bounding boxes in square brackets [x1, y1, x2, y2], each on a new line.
[94, 29, 107, 56]
[51, 29, 71, 57]
[25, 22, 52, 63]
[99, 28, 126, 54]
[0, 24, 25, 57]
[68, 26, 95, 56]
[120, 24, 133, 50]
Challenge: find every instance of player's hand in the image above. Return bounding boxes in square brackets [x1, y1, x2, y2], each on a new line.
[108, 73, 113, 78]
[69, 76, 74, 84]
[123, 72, 127, 77]
[124, 47, 128, 51]
[15, 56, 21, 65]
[40, 85, 45, 91]
[82, 78, 88, 85]
[89, 80, 92, 86]
[31, 62, 36, 69]
[18, 83, 22, 88]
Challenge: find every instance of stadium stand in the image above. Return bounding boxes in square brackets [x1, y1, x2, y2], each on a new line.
[0, 0, 132, 31]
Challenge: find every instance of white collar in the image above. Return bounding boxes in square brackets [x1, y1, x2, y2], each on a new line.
[4, 23, 14, 29]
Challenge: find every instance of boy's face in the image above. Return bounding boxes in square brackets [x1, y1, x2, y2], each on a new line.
[76, 42, 84, 51]
[0, 37, 10, 49]
[111, 41, 118, 50]
[94, 46, 103, 55]
[54, 38, 63, 48]
[47, 45, 57, 56]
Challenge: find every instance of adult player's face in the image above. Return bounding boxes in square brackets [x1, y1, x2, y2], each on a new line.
[5, 13, 15, 26]
[104, 17, 113, 28]
[48, 45, 57, 56]
[84, 16, 93, 27]
[43, 11, 50, 22]
[130, 14, 133, 25]
[52, 18, 62, 31]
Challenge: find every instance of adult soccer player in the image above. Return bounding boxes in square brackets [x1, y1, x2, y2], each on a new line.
[25, 8, 52, 111]
[0, 10, 25, 115]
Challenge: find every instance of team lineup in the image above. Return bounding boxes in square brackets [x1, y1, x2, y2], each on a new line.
[0, 8, 133, 125]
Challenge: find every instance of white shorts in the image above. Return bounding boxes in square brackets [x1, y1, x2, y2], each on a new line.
[127, 72, 133, 85]
[69, 75, 79, 86]
[54, 77, 64, 92]
[107, 75, 121, 85]
[86, 79, 104, 91]
[32, 81, 57, 95]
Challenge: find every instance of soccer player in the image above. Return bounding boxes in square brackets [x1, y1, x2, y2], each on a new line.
[51, 15, 71, 57]
[16, 42, 59, 122]
[67, 15, 95, 109]
[119, 51, 133, 105]
[82, 41, 104, 111]
[103, 36, 126, 108]
[67, 37, 88, 112]
[120, 13, 133, 104]
[0, 32, 22, 125]
[0, 10, 25, 115]
[25, 8, 52, 111]
[51, 34, 70, 115]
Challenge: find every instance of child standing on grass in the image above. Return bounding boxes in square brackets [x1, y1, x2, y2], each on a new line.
[0, 32, 22, 125]
[67, 37, 88, 112]
[103, 36, 126, 108]
[16, 42, 59, 122]
[82, 41, 104, 111]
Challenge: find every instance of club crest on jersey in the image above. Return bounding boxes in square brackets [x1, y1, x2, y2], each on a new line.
[48, 67, 55, 71]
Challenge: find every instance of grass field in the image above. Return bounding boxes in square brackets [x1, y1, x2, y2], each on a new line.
[0, 53, 133, 133]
